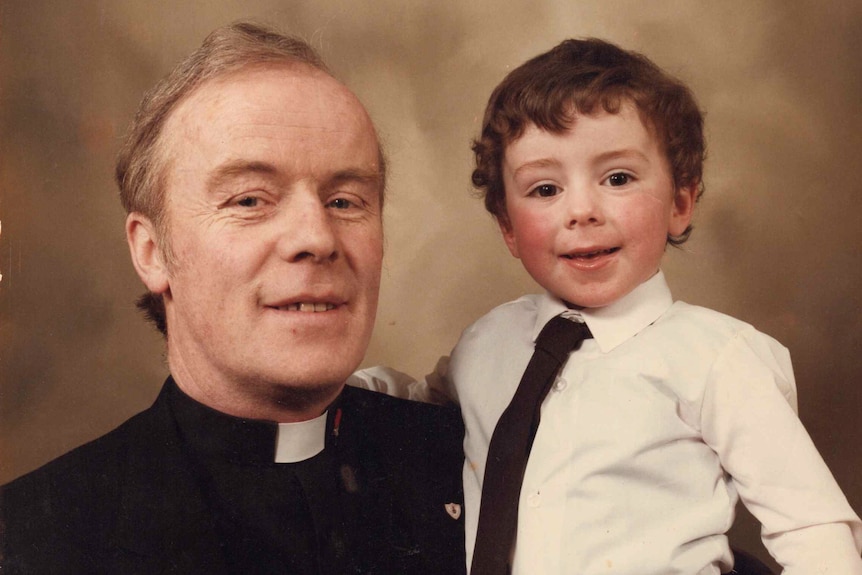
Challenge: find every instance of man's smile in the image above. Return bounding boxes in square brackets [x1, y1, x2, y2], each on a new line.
[271, 302, 339, 312]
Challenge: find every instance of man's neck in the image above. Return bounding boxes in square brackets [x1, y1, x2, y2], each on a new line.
[168, 354, 342, 423]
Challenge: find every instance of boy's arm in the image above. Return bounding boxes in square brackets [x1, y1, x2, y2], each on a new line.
[347, 356, 459, 406]
[700, 328, 862, 574]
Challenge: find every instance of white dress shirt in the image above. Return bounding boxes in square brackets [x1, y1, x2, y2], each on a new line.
[353, 271, 862, 574]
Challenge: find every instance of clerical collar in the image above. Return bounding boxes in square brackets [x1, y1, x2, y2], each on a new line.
[274, 414, 327, 463]
[165, 377, 328, 465]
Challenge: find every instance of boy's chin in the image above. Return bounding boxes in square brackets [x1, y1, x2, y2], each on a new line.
[557, 287, 629, 310]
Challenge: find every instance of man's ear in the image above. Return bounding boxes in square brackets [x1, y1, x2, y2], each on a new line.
[126, 213, 170, 294]
[497, 215, 521, 259]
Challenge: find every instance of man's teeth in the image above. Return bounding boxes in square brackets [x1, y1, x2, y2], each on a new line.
[278, 303, 337, 312]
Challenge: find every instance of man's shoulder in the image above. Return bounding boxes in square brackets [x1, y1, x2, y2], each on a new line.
[2, 405, 156, 498]
[0, 398, 168, 572]
[340, 385, 462, 438]
[335, 387, 466, 575]
[338, 386, 464, 476]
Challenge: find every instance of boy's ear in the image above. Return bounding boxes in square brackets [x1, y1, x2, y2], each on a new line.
[497, 216, 521, 259]
[668, 184, 698, 237]
[126, 212, 170, 295]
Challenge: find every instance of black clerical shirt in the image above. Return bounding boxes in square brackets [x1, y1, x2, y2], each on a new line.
[166, 382, 351, 575]
[1, 378, 466, 574]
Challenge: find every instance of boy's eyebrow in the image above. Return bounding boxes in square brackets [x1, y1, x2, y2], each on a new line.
[511, 158, 563, 179]
[591, 149, 650, 164]
[510, 149, 650, 179]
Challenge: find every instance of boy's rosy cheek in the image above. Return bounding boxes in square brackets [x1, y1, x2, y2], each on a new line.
[504, 218, 549, 260]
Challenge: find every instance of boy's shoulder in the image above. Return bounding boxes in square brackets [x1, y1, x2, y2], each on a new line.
[659, 301, 779, 343]
[457, 293, 544, 345]
[468, 293, 544, 328]
[653, 301, 793, 382]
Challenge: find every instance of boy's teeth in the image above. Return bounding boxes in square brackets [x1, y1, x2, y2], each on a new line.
[566, 248, 616, 259]
[279, 303, 336, 312]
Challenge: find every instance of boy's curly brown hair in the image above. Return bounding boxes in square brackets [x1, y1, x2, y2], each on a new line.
[472, 38, 705, 246]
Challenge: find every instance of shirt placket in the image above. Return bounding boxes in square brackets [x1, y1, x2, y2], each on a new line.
[513, 360, 579, 575]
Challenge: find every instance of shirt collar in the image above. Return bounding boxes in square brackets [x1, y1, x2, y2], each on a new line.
[274, 414, 328, 463]
[534, 270, 673, 354]
[166, 378, 327, 465]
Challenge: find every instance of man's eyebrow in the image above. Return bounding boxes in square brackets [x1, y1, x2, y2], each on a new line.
[206, 160, 279, 189]
[205, 161, 384, 192]
[327, 168, 384, 188]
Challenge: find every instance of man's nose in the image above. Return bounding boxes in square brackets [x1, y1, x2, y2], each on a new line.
[276, 193, 338, 263]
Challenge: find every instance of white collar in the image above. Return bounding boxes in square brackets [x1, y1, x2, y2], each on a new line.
[274, 411, 328, 463]
[533, 270, 673, 354]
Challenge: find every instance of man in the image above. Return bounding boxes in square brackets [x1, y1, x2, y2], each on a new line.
[0, 22, 465, 574]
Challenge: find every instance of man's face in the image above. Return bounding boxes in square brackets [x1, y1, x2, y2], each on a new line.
[150, 65, 383, 418]
[500, 102, 695, 308]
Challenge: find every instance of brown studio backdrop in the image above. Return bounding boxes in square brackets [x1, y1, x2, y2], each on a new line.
[1, 0, 861, 569]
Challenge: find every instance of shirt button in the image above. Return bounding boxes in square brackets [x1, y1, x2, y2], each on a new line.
[527, 493, 541, 508]
[553, 377, 568, 392]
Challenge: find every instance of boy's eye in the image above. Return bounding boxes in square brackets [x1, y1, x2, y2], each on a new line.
[531, 184, 560, 197]
[606, 172, 631, 187]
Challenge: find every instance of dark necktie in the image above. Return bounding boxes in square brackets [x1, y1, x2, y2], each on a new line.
[470, 314, 592, 575]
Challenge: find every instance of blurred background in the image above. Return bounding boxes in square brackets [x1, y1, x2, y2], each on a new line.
[1, 0, 860, 569]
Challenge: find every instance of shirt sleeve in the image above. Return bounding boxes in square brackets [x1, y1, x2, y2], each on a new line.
[700, 327, 862, 574]
[347, 357, 459, 406]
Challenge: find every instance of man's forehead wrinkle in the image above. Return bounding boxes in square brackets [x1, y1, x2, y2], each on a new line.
[160, 64, 382, 192]
[230, 120, 366, 135]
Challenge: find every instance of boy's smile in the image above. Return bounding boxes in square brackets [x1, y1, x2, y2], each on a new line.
[562, 246, 620, 266]
[500, 102, 696, 308]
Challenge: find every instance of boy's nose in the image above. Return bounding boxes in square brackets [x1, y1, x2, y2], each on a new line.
[564, 186, 603, 227]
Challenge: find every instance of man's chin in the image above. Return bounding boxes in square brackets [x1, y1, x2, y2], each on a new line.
[268, 378, 347, 418]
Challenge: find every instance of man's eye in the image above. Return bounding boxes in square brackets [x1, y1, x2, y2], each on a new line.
[532, 184, 560, 197]
[328, 198, 354, 209]
[236, 196, 260, 208]
[606, 172, 631, 187]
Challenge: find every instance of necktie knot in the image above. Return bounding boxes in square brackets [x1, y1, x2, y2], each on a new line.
[535, 314, 592, 364]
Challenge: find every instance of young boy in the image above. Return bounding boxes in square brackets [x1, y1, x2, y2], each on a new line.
[355, 38, 862, 574]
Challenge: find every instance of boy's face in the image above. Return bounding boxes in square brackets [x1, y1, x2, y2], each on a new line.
[500, 102, 696, 308]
